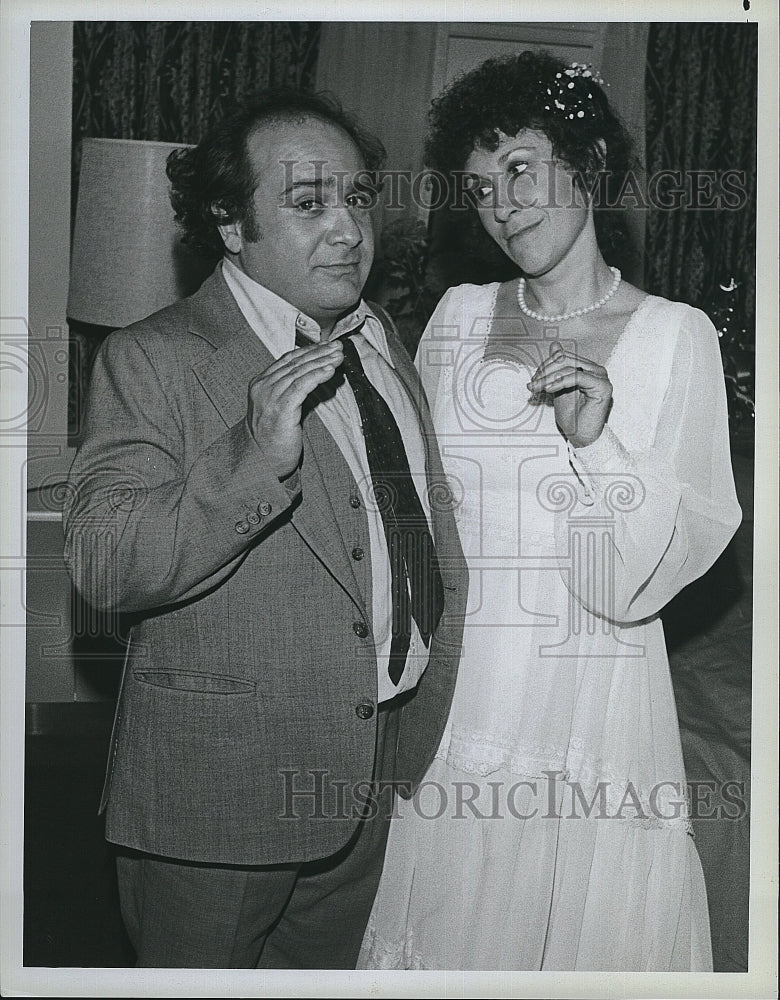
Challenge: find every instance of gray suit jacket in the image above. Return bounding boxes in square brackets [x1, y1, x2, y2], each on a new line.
[63, 267, 467, 866]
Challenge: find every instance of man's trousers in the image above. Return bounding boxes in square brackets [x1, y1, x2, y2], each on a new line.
[115, 701, 402, 969]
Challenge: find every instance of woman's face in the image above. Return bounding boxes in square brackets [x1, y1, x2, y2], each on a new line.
[464, 128, 592, 278]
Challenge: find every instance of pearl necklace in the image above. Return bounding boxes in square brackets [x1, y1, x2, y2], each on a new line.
[517, 266, 622, 322]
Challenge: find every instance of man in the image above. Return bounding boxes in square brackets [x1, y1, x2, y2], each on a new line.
[63, 89, 467, 969]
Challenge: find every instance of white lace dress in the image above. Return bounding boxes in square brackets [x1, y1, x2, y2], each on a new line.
[359, 283, 742, 971]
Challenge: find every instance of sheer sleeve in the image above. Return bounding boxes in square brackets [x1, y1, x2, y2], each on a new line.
[559, 305, 742, 624]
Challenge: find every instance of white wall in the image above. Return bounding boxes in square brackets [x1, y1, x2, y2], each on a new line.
[26, 21, 76, 701]
[28, 20, 75, 491]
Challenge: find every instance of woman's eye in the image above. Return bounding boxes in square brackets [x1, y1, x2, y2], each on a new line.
[508, 161, 529, 177]
[296, 199, 323, 213]
[474, 183, 493, 203]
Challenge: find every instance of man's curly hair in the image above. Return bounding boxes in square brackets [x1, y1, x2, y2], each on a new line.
[166, 88, 387, 258]
[425, 49, 639, 269]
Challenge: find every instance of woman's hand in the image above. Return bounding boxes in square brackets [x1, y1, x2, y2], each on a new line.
[528, 341, 613, 449]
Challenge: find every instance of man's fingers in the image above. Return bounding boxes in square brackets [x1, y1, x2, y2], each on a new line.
[268, 358, 342, 411]
[259, 341, 343, 384]
[260, 353, 341, 394]
[261, 342, 344, 384]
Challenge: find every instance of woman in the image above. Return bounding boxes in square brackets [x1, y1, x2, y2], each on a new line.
[359, 51, 742, 971]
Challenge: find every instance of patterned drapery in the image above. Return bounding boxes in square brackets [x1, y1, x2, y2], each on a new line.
[645, 23, 757, 326]
[71, 21, 321, 205]
[68, 22, 320, 442]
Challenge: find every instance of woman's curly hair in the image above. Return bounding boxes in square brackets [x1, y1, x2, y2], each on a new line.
[425, 49, 639, 272]
[167, 88, 386, 258]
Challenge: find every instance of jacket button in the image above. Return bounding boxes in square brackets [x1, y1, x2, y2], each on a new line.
[247, 511, 260, 525]
[235, 520, 249, 534]
[355, 703, 374, 720]
[350, 496, 361, 509]
[352, 620, 369, 638]
[351, 546, 364, 561]
[258, 501, 272, 516]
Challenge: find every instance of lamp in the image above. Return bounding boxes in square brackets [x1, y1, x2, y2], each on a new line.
[66, 138, 214, 443]
[67, 137, 212, 328]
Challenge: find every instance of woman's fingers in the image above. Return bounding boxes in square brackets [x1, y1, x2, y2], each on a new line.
[530, 347, 604, 385]
[528, 359, 607, 393]
[527, 365, 611, 397]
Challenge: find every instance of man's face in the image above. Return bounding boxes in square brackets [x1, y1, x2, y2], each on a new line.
[222, 116, 375, 335]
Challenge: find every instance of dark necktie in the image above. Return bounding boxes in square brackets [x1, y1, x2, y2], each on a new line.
[339, 334, 444, 684]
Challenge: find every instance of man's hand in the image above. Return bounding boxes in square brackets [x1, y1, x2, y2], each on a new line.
[247, 340, 344, 479]
[527, 341, 613, 449]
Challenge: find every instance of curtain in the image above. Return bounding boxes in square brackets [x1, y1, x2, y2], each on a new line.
[71, 21, 321, 206]
[645, 26, 756, 972]
[644, 24, 757, 324]
[68, 21, 321, 441]
[601, 22, 650, 287]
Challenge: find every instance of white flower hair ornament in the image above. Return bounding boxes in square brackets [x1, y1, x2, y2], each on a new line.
[543, 62, 608, 121]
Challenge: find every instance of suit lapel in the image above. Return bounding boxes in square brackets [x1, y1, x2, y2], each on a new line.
[189, 269, 367, 616]
[297, 414, 367, 612]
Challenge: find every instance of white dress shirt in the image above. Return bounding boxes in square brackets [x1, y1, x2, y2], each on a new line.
[222, 257, 433, 702]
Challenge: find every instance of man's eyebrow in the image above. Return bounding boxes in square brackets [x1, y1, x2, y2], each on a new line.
[281, 177, 334, 196]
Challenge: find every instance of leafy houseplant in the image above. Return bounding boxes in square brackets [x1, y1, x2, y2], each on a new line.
[367, 218, 444, 358]
[705, 275, 755, 453]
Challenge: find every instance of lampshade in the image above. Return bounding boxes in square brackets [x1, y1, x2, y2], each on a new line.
[67, 138, 212, 328]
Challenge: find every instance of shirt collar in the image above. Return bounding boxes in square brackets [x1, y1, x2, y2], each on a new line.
[221, 257, 394, 367]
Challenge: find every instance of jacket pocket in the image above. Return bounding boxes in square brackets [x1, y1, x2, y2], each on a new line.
[132, 669, 256, 694]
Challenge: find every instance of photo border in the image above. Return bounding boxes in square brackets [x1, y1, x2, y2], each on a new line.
[1, 1, 777, 997]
